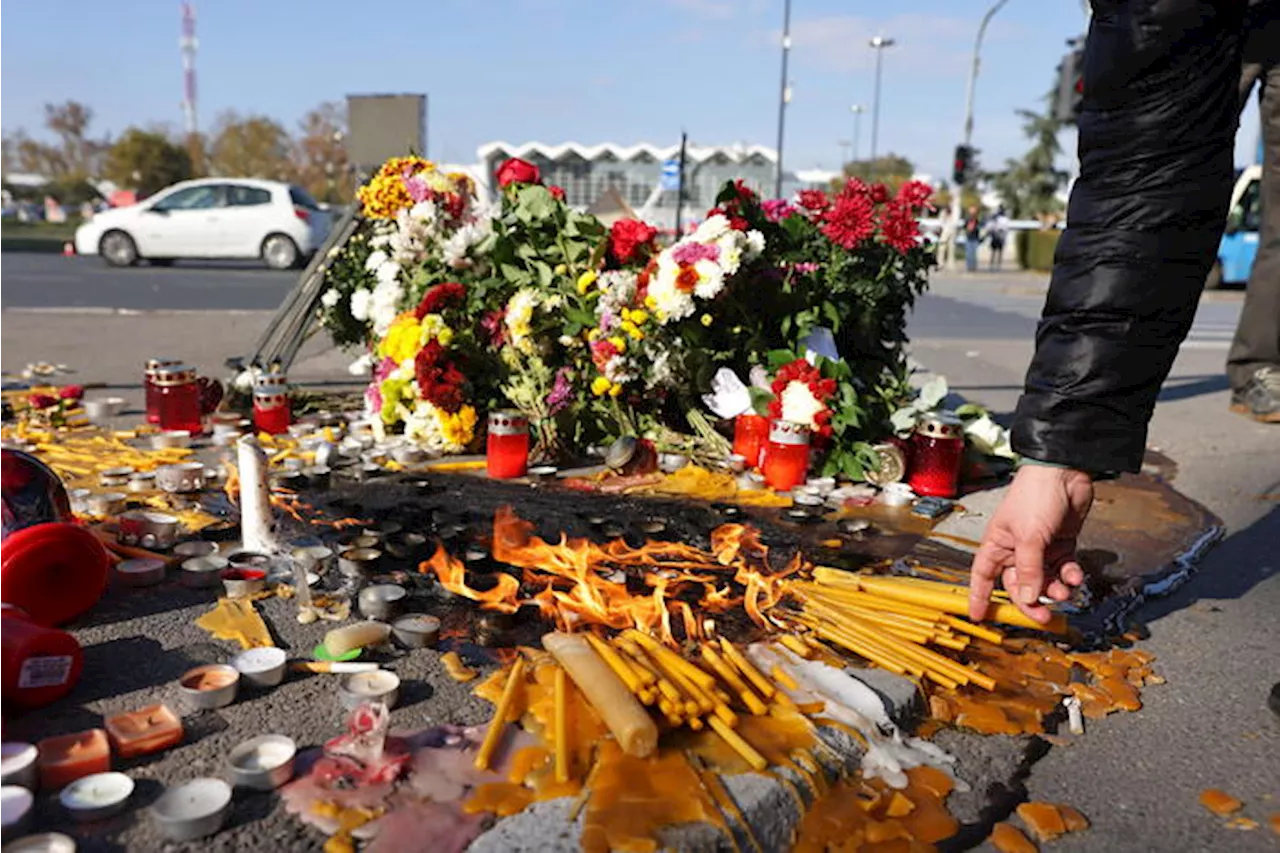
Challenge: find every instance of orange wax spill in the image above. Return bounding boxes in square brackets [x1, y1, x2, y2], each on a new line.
[1199, 788, 1244, 816]
[464, 782, 535, 817]
[885, 791, 915, 818]
[989, 822, 1038, 853]
[794, 767, 958, 852]
[506, 746, 550, 784]
[581, 741, 724, 853]
[1269, 813, 1280, 836]
[1017, 801, 1067, 841]
[953, 698, 1015, 735]
[1225, 816, 1260, 831]
[1059, 804, 1089, 832]
[1098, 676, 1142, 712]
[907, 766, 954, 799]
[684, 707, 817, 777]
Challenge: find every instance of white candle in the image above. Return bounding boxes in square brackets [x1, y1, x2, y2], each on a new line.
[0, 743, 38, 789]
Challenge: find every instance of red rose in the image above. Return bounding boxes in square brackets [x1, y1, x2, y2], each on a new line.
[548, 185, 566, 201]
[27, 394, 58, 410]
[608, 218, 658, 265]
[58, 385, 85, 401]
[496, 158, 541, 188]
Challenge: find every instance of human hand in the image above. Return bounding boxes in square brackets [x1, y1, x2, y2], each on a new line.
[967, 464, 1094, 625]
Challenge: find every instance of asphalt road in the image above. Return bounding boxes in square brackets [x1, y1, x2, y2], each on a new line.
[1, 256, 1275, 852]
[1, 254, 297, 311]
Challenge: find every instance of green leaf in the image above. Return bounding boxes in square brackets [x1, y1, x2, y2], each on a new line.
[534, 261, 554, 288]
[766, 349, 798, 369]
[500, 263, 532, 287]
[517, 185, 556, 221]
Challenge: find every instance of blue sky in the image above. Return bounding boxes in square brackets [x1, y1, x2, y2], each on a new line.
[1, 0, 1262, 181]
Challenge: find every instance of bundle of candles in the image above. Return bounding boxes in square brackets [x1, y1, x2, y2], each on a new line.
[474, 630, 800, 777]
[779, 568, 1066, 691]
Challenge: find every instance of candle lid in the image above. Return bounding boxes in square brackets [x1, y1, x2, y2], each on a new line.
[916, 412, 963, 439]
[152, 365, 196, 386]
[488, 409, 528, 435]
[768, 419, 811, 445]
[146, 358, 182, 372]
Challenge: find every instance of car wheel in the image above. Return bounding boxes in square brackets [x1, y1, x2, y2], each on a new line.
[261, 234, 300, 270]
[1204, 262, 1224, 291]
[99, 231, 138, 267]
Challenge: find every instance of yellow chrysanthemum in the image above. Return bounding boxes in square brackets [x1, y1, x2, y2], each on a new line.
[644, 295, 658, 310]
[357, 156, 438, 219]
[608, 336, 627, 354]
[439, 405, 478, 448]
[609, 383, 624, 398]
[629, 310, 649, 325]
[379, 313, 424, 363]
[591, 376, 612, 396]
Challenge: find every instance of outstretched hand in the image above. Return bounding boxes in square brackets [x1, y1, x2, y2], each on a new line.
[967, 464, 1094, 625]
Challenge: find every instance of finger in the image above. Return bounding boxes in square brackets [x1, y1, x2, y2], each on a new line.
[968, 544, 1003, 621]
[1059, 560, 1085, 588]
[1045, 579, 1072, 601]
[1012, 539, 1055, 624]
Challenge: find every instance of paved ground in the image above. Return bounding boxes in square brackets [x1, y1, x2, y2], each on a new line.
[2, 256, 1276, 851]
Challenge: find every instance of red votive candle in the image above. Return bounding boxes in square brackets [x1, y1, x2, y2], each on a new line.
[486, 410, 529, 479]
[153, 365, 204, 435]
[732, 414, 770, 468]
[144, 358, 181, 425]
[762, 420, 811, 491]
[907, 413, 965, 498]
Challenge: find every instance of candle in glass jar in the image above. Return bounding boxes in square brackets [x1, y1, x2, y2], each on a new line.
[144, 358, 182, 425]
[907, 413, 965, 498]
[762, 420, 811, 491]
[486, 410, 529, 479]
[153, 365, 203, 435]
[252, 374, 291, 435]
[732, 414, 770, 468]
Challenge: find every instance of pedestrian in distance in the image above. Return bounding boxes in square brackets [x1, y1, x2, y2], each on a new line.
[967, 0, 1278, 716]
[987, 206, 1009, 272]
[936, 207, 958, 270]
[963, 205, 983, 273]
[1226, 1, 1280, 424]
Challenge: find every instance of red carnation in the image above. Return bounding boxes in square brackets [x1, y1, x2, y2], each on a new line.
[58, 385, 85, 401]
[415, 282, 466, 319]
[869, 183, 891, 205]
[27, 394, 58, 410]
[548, 185, 566, 201]
[608, 218, 658, 266]
[496, 157, 541, 188]
[896, 179, 934, 211]
[796, 189, 831, 215]
[413, 340, 467, 414]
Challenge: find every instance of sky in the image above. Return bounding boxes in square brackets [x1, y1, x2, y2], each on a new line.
[0, 0, 1263, 182]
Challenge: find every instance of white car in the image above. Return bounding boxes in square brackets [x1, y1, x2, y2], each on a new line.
[74, 178, 332, 270]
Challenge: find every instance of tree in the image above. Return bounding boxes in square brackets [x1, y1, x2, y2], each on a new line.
[103, 128, 194, 197]
[838, 154, 916, 193]
[290, 102, 352, 203]
[42, 100, 108, 180]
[206, 111, 292, 179]
[988, 89, 1068, 219]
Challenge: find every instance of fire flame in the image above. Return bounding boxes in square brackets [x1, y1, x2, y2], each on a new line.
[420, 507, 801, 646]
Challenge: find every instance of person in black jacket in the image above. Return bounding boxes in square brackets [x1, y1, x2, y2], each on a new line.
[968, 0, 1249, 624]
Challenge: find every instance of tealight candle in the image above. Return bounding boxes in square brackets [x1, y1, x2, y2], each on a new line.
[0, 743, 38, 790]
[150, 778, 232, 842]
[59, 772, 134, 822]
[36, 730, 110, 790]
[226, 735, 296, 791]
[104, 705, 183, 759]
[732, 414, 770, 468]
[761, 420, 811, 491]
[486, 410, 529, 479]
[114, 558, 166, 588]
[2, 785, 34, 838]
[338, 669, 400, 711]
[2, 832, 77, 853]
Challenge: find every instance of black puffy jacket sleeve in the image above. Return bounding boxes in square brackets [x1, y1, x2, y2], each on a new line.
[1012, 0, 1246, 473]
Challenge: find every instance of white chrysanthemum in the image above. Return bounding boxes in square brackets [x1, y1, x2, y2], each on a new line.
[647, 263, 695, 323]
[374, 259, 401, 285]
[649, 349, 675, 388]
[745, 229, 766, 257]
[364, 250, 389, 273]
[369, 279, 404, 336]
[349, 288, 373, 321]
[693, 258, 725, 300]
[408, 200, 438, 224]
[715, 233, 743, 275]
[694, 214, 730, 242]
[320, 289, 341, 308]
[347, 353, 374, 376]
[779, 380, 825, 429]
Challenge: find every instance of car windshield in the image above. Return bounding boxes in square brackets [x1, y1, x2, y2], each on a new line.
[289, 186, 320, 210]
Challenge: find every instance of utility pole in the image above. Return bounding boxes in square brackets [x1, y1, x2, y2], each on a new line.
[674, 131, 688, 237]
[850, 104, 866, 163]
[773, 0, 792, 199]
[868, 36, 895, 161]
[950, 0, 1009, 244]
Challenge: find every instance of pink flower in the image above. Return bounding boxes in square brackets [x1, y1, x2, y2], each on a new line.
[671, 241, 720, 266]
[403, 173, 432, 204]
[761, 198, 796, 222]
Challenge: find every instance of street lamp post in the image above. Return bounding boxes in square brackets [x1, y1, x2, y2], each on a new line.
[850, 104, 866, 163]
[949, 0, 1010, 250]
[868, 36, 894, 161]
[774, 0, 793, 199]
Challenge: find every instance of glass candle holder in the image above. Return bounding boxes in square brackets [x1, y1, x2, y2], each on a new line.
[252, 375, 291, 436]
[144, 358, 182, 425]
[732, 414, 770, 469]
[486, 410, 529, 479]
[153, 366, 203, 435]
[907, 413, 965, 498]
[762, 420, 811, 491]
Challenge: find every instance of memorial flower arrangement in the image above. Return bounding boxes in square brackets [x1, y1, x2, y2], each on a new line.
[320, 154, 935, 474]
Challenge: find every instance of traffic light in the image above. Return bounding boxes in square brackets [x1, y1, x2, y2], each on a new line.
[952, 145, 973, 186]
[1055, 46, 1085, 123]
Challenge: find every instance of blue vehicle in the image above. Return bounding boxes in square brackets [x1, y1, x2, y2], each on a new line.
[1207, 161, 1262, 290]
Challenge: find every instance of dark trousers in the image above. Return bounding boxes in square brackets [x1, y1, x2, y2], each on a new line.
[1227, 7, 1280, 390]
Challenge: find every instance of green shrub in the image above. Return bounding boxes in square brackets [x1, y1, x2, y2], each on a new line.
[1017, 230, 1060, 271]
